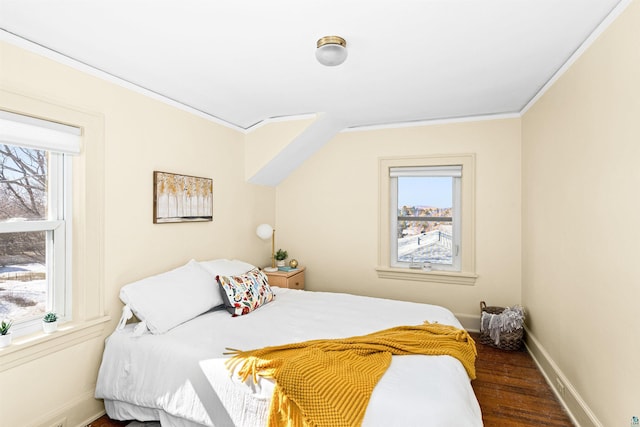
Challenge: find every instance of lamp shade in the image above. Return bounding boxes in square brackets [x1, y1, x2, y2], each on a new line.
[256, 223, 274, 240]
[316, 36, 347, 66]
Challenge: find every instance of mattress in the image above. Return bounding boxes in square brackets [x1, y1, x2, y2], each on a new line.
[95, 288, 482, 426]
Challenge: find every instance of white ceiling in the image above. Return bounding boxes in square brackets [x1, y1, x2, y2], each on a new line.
[0, 0, 626, 131]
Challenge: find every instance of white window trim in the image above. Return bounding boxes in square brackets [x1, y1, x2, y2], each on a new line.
[0, 124, 72, 336]
[377, 154, 477, 285]
[0, 220, 66, 336]
[389, 169, 462, 271]
[0, 88, 109, 369]
[0, 316, 109, 372]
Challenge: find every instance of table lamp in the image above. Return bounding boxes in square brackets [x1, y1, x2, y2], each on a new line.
[256, 223, 277, 272]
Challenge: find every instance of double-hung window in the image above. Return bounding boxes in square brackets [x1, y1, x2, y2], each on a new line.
[378, 154, 476, 285]
[390, 166, 462, 271]
[0, 111, 80, 336]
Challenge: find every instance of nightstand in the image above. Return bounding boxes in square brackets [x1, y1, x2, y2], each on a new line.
[264, 267, 305, 290]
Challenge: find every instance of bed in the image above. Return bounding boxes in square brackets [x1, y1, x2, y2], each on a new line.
[95, 259, 482, 427]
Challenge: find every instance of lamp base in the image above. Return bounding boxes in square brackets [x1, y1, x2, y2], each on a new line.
[263, 267, 278, 272]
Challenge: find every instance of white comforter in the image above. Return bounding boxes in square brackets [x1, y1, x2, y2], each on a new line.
[95, 288, 482, 427]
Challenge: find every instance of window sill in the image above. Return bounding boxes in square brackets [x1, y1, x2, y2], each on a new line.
[375, 267, 478, 285]
[0, 315, 111, 372]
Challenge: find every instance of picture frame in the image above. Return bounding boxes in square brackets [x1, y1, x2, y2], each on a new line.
[153, 171, 213, 223]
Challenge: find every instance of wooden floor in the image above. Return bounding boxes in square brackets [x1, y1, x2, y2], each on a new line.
[89, 333, 573, 427]
[470, 332, 573, 426]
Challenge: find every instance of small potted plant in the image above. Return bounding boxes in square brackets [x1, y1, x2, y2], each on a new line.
[0, 319, 13, 348]
[275, 249, 288, 267]
[42, 312, 58, 334]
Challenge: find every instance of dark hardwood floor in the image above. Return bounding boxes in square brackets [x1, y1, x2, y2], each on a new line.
[89, 333, 573, 426]
[470, 332, 573, 426]
[87, 416, 128, 427]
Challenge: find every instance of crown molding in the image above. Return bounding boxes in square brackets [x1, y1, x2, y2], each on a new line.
[244, 113, 318, 133]
[520, 0, 633, 115]
[342, 112, 521, 133]
[0, 30, 245, 133]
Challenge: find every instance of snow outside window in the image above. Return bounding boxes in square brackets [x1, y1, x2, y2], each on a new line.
[0, 111, 79, 336]
[377, 154, 476, 285]
[390, 166, 462, 271]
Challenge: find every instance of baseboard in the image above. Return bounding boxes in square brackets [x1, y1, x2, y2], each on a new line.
[455, 312, 480, 332]
[27, 389, 105, 427]
[524, 327, 603, 427]
[80, 409, 106, 427]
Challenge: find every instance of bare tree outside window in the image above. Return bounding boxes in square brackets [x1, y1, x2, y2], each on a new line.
[0, 144, 48, 320]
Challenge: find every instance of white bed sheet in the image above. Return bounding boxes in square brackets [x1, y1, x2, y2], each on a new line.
[96, 288, 482, 427]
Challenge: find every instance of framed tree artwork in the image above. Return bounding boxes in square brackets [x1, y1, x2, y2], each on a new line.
[153, 171, 213, 223]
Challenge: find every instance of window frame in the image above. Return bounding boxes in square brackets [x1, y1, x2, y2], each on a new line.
[0, 89, 109, 372]
[377, 154, 477, 285]
[389, 170, 461, 271]
[0, 138, 72, 337]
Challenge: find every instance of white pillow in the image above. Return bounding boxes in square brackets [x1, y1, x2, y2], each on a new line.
[198, 258, 256, 276]
[119, 259, 220, 334]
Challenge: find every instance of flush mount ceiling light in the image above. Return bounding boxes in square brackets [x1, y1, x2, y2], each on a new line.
[315, 36, 347, 66]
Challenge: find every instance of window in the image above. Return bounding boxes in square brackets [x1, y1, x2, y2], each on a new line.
[0, 91, 107, 370]
[390, 166, 461, 271]
[377, 154, 476, 285]
[0, 111, 80, 336]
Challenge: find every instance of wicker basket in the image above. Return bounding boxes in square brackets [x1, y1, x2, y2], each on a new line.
[479, 301, 524, 351]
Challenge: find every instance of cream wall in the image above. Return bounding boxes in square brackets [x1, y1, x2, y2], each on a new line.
[0, 41, 274, 426]
[275, 119, 522, 322]
[3, 0, 638, 423]
[245, 115, 317, 181]
[521, 1, 640, 425]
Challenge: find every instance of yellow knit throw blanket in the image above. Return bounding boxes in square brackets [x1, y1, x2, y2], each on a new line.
[225, 322, 476, 427]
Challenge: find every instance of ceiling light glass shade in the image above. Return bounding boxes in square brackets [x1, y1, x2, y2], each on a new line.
[316, 36, 347, 66]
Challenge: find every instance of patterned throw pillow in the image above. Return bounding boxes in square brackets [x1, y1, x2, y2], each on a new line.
[216, 268, 275, 316]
